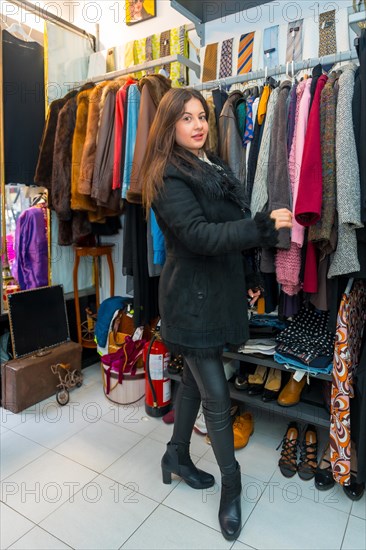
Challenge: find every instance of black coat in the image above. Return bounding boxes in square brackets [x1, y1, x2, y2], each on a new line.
[152, 154, 278, 356]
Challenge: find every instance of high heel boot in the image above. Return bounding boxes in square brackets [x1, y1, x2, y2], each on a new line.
[219, 461, 242, 541]
[161, 441, 215, 489]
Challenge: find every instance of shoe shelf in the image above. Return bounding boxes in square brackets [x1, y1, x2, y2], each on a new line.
[222, 351, 333, 382]
[168, 365, 331, 429]
[228, 382, 330, 429]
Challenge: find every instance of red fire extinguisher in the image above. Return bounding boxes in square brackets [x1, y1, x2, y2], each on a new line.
[143, 322, 171, 417]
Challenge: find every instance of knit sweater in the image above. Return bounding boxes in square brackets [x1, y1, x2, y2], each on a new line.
[328, 64, 362, 278]
[250, 87, 280, 216]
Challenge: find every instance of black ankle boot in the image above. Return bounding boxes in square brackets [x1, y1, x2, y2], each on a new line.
[219, 461, 242, 541]
[161, 442, 215, 489]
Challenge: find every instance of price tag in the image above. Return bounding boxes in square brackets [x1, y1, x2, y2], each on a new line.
[293, 369, 305, 382]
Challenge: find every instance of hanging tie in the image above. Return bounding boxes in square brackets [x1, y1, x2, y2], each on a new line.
[202, 42, 218, 82]
[178, 25, 187, 85]
[286, 19, 303, 62]
[145, 35, 154, 75]
[263, 25, 279, 69]
[237, 32, 255, 75]
[160, 30, 171, 74]
[219, 37, 233, 79]
[319, 10, 337, 57]
[243, 96, 255, 145]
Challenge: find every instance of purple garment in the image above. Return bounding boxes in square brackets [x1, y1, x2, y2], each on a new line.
[279, 291, 301, 317]
[287, 82, 298, 156]
[14, 206, 48, 290]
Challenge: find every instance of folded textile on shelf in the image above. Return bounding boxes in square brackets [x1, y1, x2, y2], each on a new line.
[274, 352, 333, 376]
[275, 306, 335, 365]
[238, 338, 277, 355]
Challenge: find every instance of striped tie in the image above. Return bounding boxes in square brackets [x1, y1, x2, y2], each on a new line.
[286, 20, 303, 62]
[202, 43, 218, 82]
[219, 38, 233, 79]
[237, 32, 255, 75]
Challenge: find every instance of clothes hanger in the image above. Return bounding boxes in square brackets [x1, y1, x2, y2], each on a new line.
[4, 21, 35, 42]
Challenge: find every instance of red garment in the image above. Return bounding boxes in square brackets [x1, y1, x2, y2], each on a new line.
[295, 74, 328, 226]
[303, 241, 318, 293]
[112, 78, 136, 190]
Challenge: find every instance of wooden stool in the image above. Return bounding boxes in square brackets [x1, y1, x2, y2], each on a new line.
[73, 244, 115, 348]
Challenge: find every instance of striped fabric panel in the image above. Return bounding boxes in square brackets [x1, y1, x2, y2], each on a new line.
[237, 32, 255, 75]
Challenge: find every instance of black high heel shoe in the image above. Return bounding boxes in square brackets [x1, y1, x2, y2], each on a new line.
[161, 441, 215, 489]
[277, 422, 299, 478]
[314, 444, 334, 491]
[247, 365, 268, 395]
[298, 424, 318, 481]
[343, 474, 365, 501]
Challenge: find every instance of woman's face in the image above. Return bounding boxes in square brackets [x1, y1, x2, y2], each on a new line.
[174, 98, 208, 156]
[133, 0, 143, 16]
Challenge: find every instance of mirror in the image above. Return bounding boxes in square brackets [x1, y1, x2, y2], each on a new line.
[3, 184, 50, 290]
[1, 26, 50, 313]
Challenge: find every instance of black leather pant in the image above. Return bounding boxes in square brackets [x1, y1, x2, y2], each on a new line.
[171, 354, 236, 475]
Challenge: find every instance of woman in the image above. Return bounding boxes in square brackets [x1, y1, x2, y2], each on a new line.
[128, 0, 152, 22]
[140, 88, 292, 541]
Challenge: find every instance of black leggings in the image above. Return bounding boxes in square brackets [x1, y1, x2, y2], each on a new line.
[171, 354, 236, 476]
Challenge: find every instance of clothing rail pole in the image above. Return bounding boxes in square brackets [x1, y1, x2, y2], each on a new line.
[193, 48, 359, 91]
[6, 0, 96, 50]
[69, 54, 201, 89]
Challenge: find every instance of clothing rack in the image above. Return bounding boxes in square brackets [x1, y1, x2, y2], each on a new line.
[192, 48, 360, 91]
[7, 0, 97, 50]
[75, 53, 201, 88]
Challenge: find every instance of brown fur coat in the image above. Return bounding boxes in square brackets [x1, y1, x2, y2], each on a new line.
[71, 87, 98, 212]
[34, 90, 77, 189]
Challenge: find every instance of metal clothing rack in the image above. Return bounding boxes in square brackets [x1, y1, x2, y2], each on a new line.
[6, 0, 97, 50]
[192, 48, 360, 91]
[75, 53, 201, 88]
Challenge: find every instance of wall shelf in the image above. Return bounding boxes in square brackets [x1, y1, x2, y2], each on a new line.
[348, 6, 366, 35]
[222, 351, 332, 382]
[171, 0, 275, 45]
[169, 348, 332, 429]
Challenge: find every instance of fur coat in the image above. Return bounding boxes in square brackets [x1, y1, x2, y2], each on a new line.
[71, 87, 98, 212]
[79, 77, 128, 196]
[78, 81, 109, 195]
[51, 90, 93, 245]
[152, 153, 278, 356]
[34, 90, 77, 190]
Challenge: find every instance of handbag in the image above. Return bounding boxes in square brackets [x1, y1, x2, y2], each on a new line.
[108, 307, 136, 354]
[109, 307, 159, 353]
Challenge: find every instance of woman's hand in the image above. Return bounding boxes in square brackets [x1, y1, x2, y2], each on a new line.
[270, 208, 293, 231]
[247, 288, 261, 307]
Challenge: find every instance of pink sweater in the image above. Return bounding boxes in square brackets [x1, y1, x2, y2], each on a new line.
[275, 80, 307, 296]
[291, 78, 312, 246]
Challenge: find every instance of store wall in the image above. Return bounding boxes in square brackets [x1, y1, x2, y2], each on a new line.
[203, 0, 357, 72]
[2, 1, 192, 48]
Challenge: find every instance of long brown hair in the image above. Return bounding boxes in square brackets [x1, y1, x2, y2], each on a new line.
[141, 88, 209, 214]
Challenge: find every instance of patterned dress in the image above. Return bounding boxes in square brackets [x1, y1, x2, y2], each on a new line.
[330, 280, 366, 485]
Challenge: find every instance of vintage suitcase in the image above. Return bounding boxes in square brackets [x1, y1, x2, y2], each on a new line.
[1, 340, 82, 413]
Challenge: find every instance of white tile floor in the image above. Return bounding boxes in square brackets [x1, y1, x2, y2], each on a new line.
[1, 362, 365, 550]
